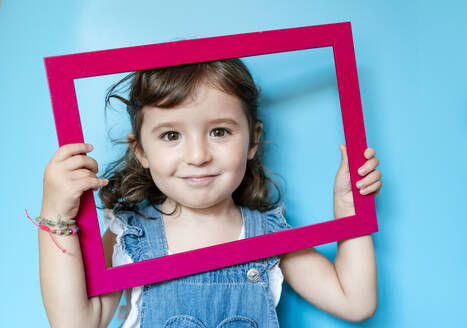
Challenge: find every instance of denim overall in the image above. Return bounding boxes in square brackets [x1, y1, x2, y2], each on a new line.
[115, 202, 291, 328]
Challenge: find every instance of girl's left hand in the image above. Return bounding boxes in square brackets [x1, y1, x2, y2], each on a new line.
[333, 145, 382, 212]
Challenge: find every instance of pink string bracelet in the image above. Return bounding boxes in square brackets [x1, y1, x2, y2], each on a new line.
[25, 209, 77, 253]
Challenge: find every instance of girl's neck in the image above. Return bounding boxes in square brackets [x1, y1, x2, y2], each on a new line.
[161, 197, 239, 224]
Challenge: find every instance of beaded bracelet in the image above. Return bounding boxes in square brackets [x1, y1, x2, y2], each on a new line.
[25, 209, 78, 253]
[35, 215, 76, 227]
[50, 226, 79, 236]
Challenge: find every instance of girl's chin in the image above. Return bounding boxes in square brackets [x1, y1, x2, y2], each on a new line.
[163, 197, 234, 211]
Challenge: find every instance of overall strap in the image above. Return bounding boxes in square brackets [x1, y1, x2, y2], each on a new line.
[138, 204, 169, 259]
[242, 205, 266, 239]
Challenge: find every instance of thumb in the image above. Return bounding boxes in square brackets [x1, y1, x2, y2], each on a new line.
[338, 144, 349, 170]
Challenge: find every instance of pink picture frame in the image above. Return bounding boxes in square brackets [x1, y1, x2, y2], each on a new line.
[44, 22, 378, 297]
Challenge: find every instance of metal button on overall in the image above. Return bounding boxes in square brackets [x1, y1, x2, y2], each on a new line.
[246, 268, 260, 282]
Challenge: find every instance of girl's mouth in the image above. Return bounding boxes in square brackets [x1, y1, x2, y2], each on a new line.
[182, 175, 218, 183]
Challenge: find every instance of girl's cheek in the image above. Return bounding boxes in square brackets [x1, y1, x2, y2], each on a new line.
[220, 142, 248, 163]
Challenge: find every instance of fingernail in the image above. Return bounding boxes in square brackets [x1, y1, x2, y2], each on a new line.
[356, 181, 363, 188]
[87, 144, 93, 150]
[358, 168, 365, 175]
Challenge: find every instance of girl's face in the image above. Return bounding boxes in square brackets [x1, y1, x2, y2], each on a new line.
[132, 83, 262, 209]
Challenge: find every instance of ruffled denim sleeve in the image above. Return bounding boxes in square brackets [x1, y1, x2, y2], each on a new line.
[260, 202, 292, 306]
[264, 202, 293, 234]
[103, 209, 134, 267]
[103, 209, 144, 327]
[111, 207, 146, 263]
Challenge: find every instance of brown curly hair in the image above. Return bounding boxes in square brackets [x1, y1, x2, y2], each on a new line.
[98, 58, 281, 218]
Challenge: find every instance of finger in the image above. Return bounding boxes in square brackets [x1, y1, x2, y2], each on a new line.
[64, 155, 99, 173]
[358, 157, 379, 176]
[340, 144, 348, 161]
[69, 169, 98, 181]
[356, 170, 381, 189]
[73, 177, 109, 194]
[364, 147, 376, 160]
[92, 177, 110, 191]
[339, 144, 348, 168]
[359, 180, 382, 195]
[53, 143, 93, 162]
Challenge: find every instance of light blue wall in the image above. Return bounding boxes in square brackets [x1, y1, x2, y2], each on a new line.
[1, 0, 465, 327]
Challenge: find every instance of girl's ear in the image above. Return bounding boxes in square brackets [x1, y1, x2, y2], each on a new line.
[247, 122, 263, 160]
[127, 133, 150, 168]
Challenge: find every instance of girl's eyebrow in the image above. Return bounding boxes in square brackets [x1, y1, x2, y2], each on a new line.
[150, 118, 240, 133]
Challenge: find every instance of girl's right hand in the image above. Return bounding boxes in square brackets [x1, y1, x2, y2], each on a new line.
[40, 143, 109, 220]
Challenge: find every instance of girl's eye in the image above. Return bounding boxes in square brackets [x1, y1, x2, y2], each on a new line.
[160, 129, 229, 141]
[210, 128, 230, 137]
[160, 131, 180, 142]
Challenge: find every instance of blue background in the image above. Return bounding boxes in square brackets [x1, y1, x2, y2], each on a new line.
[1, 0, 466, 327]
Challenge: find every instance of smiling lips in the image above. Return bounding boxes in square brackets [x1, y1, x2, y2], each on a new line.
[181, 175, 218, 183]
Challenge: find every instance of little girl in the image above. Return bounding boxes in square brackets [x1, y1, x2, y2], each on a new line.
[39, 59, 382, 327]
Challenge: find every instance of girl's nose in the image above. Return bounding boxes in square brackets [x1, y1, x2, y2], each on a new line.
[185, 137, 212, 166]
